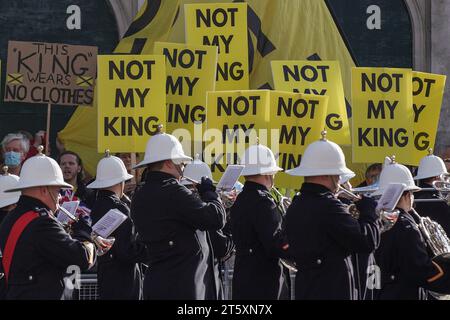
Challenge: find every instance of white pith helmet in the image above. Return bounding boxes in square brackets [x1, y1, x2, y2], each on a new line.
[286, 131, 354, 178]
[414, 149, 447, 180]
[0, 166, 21, 207]
[87, 150, 133, 189]
[372, 156, 421, 196]
[134, 125, 192, 169]
[182, 154, 215, 185]
[240, 140, 282, 176]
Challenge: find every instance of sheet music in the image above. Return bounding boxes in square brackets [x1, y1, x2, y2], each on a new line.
[57, 201, 80, 225]
[376, 183, 406, 212]
[92, 208, 128, 238]
[216, 165, 245, 191]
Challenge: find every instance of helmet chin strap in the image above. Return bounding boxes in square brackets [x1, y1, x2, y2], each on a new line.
[330, 175, 340, 193]
[173, 162, 184, 180]
[46, 186, 60, 212]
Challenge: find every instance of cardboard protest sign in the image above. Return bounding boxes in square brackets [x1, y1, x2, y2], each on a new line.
[352, 67, 413, 164]
[154, 41, 217, 153]
[271, 60, 350, 145]
[412, 72, 446, 164]
[185, 2, 249, 91]
[97, 55, 166, 152]
[269, 91, 329, 189]
[4, 41, 97, 106]
[206, 90, 270, 182]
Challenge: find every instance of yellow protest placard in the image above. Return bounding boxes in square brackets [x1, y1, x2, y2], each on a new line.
[269, 91, 329, 189]
[185, 2, 249, 91]
[97, 55, 166, 153]
[412, 71, 446, 164]
[154, 42, 217, 155]
[271, 60, 350, 145]
[351, 67, 413, 164]
[205, 90, 270, 181]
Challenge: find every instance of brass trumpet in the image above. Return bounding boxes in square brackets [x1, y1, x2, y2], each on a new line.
[337, 186, 399, 232]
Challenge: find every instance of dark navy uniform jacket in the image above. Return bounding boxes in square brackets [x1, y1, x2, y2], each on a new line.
[0, 195, 94, 300]
[90, 190, 148, 300]
[131, 171, 226, 300]
[230, 181, 290, 300]
[375, 208, 450, 300]
[286, 183, 380, 300]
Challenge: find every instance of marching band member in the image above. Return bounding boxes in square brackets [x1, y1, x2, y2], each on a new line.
[413, 152, 450, 236]
[0, 148, 96, 299]
[285, 132, 381, 300]
[131, 128, 226, 300]
[230, 142, 291, 300]
[374, 157, 450, 300]
[181, 155, 234, 300]
[0, 167, 20, 225]
[87, 152, 148, 300]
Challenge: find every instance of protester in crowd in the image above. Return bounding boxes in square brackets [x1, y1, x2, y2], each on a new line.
[57, 151, 96, 210]
[1, 133, 30, 176]
[116, 153, 141, 198]
[356, 163, 382, 188]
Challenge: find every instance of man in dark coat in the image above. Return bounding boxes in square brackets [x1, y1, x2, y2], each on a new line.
[131, 130, 226, 300]
[88, 153, 148, 300]
[0, 150, 95, 299]
[285, 133, 381, 300]
[230, 143, 291, 300]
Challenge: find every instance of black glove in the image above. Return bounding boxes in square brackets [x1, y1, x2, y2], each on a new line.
[71, 217, 93, 242]
[355, 196, 378, 220]
[197, 176, 217, 201]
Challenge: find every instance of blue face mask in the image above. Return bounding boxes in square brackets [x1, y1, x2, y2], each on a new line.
[4, 151, 22, 167]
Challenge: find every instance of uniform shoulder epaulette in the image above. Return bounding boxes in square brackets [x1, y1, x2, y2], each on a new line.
[33, 207, 50, 217]
[162, 178, 179, 188]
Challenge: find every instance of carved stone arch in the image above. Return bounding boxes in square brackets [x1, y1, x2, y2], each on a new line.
[404, 0, 431, 72]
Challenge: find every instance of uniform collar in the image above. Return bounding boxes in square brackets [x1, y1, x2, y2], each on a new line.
[97, 189, 119, 199]
[145, 170, 178, 182]
[243, 181, 268, 191]
[300, 182, 334, 195]
[16, 195, 50, 212]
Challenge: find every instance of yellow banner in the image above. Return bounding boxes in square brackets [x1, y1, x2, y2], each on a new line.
[154, 41, 217, 155]
[412, 71, 447, 164]
[206, 90, 270, 181]
[352, 67, 413, 164]
[271, 60, 350, 145]
[185, 2, 249, 91]
[270, 91, 329, 189]
[97, 55, 166, 153]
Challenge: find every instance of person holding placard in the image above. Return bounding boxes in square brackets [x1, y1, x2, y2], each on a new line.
[87, 152, 148, 300]
[230, 142, 291, 300]
[285, 132, 381, 300]
[0, 147, 96, 300]
[131, 128, 226, 300]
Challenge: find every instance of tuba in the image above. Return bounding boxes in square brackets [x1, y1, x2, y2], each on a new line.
[409, 208, 450, 299]
[410, 208, 450, 259]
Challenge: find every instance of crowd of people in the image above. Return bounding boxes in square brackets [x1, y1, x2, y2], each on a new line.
[0, 129, 450, 300]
